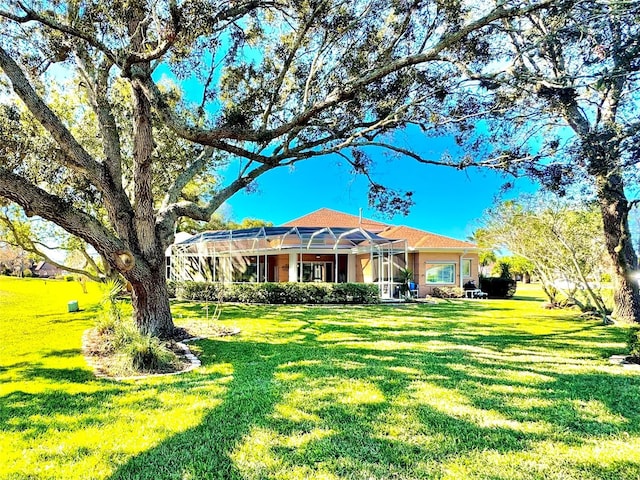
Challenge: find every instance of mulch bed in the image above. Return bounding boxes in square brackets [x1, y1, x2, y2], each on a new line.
[82, 323, 240, 380]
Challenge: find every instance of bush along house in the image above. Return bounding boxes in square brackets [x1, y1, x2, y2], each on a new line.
[168, 208, 479, 300]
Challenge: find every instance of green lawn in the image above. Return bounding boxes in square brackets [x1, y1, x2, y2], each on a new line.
[2, 277, 640, 480]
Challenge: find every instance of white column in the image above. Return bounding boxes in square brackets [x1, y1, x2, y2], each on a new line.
[289, 252, 298, 282]
[256, 255, 260, 283]
[224, 257, 232, 283]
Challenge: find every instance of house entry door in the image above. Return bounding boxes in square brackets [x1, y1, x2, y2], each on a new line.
[299, 261, 334, 282]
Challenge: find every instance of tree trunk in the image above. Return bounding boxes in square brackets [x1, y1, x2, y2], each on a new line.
[595, 171, 640, 322]
[128, 266, 175, 338]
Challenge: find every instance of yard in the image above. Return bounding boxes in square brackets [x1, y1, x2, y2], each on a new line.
[1, 277, 640, 479]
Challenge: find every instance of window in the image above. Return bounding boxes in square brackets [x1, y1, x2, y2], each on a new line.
[232, 257, 257, 282]
[462, 259, 472, 278]
[425, 263, 455, 284]
[231, 256, 266, 282]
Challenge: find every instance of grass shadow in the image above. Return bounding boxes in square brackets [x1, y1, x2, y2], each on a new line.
[18, 365, 96, 383]
[106, 307, 640, 479]
[108, 339, 284, 479]
[3, 282, 639, 479]
[0, 386, 126, 438]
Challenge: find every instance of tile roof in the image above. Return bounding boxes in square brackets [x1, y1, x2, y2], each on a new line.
[282, 208, 477, 250]
[379, 225, 477, 249]
[282, 208, 390, 232]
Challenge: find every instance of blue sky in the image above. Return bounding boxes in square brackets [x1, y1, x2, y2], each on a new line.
[222, 136, 538, 241]
[153, 68, 539, 242]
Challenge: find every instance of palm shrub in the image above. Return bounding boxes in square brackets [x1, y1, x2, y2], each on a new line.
[124, 333, 178, 372]
[95, 279, 125, 335]
[398, 268, 414, 298]
[94, 278, 180, 374]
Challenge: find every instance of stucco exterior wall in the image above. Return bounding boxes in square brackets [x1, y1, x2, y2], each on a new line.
[408, 251, 479, 297]
[355, 254, 373, 283]
[272, 254, 289, 282]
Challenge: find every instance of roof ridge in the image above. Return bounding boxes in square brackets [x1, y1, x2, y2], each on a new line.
[282, 207, 331, 225]
[379, 224, 477, 248]
[396, 224, 474, 240]
[282, 207, 390, 228]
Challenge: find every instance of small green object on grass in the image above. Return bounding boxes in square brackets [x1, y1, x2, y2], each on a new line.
[67, 300, 79, 312]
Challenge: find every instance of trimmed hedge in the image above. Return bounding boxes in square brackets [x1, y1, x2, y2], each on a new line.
[174, 281, 380, 304]
[479, 277, 517, 299]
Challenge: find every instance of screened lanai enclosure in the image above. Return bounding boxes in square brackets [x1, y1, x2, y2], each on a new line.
[168, 226, 408, 299]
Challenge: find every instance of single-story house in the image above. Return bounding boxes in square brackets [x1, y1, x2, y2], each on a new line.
[168, 208, 478, 299]
[33, 261, 67, 278]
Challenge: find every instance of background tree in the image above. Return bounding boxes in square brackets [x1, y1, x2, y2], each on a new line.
[468, 228, 497, 277]
[0, 203, 107, 281]
[436, 0, 640, 320]
[0, 0, 552, 337]
[481, 195, 611, 318]
[0, 242, 34, 276]
[178, 211, 272, 234]
[491, 255, 535, 283]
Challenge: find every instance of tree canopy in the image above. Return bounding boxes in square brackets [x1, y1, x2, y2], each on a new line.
[435, 0, 640, 320]
[0, 0, 559, 336]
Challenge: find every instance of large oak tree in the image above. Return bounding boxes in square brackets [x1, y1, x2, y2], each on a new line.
[0, 0, 553, 336]
[435, 0, 640, 321]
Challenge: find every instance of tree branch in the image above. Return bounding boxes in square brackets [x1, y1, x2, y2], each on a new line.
[161, 147, 215, 208]
[139, 0, 556, 146]
[75, 54, 125, 190]
[156, 162, 276, 250]
[261, 4, 320, 127]
[1, 44, 137, 244]
[161, 162, 275, 223]
[0, 168, 125, 259]
[1, 224, 104, 282]
[0, 45, 104, 181]
[2, 3, 119, 64]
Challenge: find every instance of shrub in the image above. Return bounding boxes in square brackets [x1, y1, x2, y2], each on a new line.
[479, 277, 517, 298]
[628, 326, 640, 359]
[178, 281, 222, 302]
[22, 269, 33, 278]
[65, 275, 74, 281]
[431, 286, 464, 299]
[463, 280, 477, 290]
[175, 281, 379, 304]
[329, 283, 381, 304]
